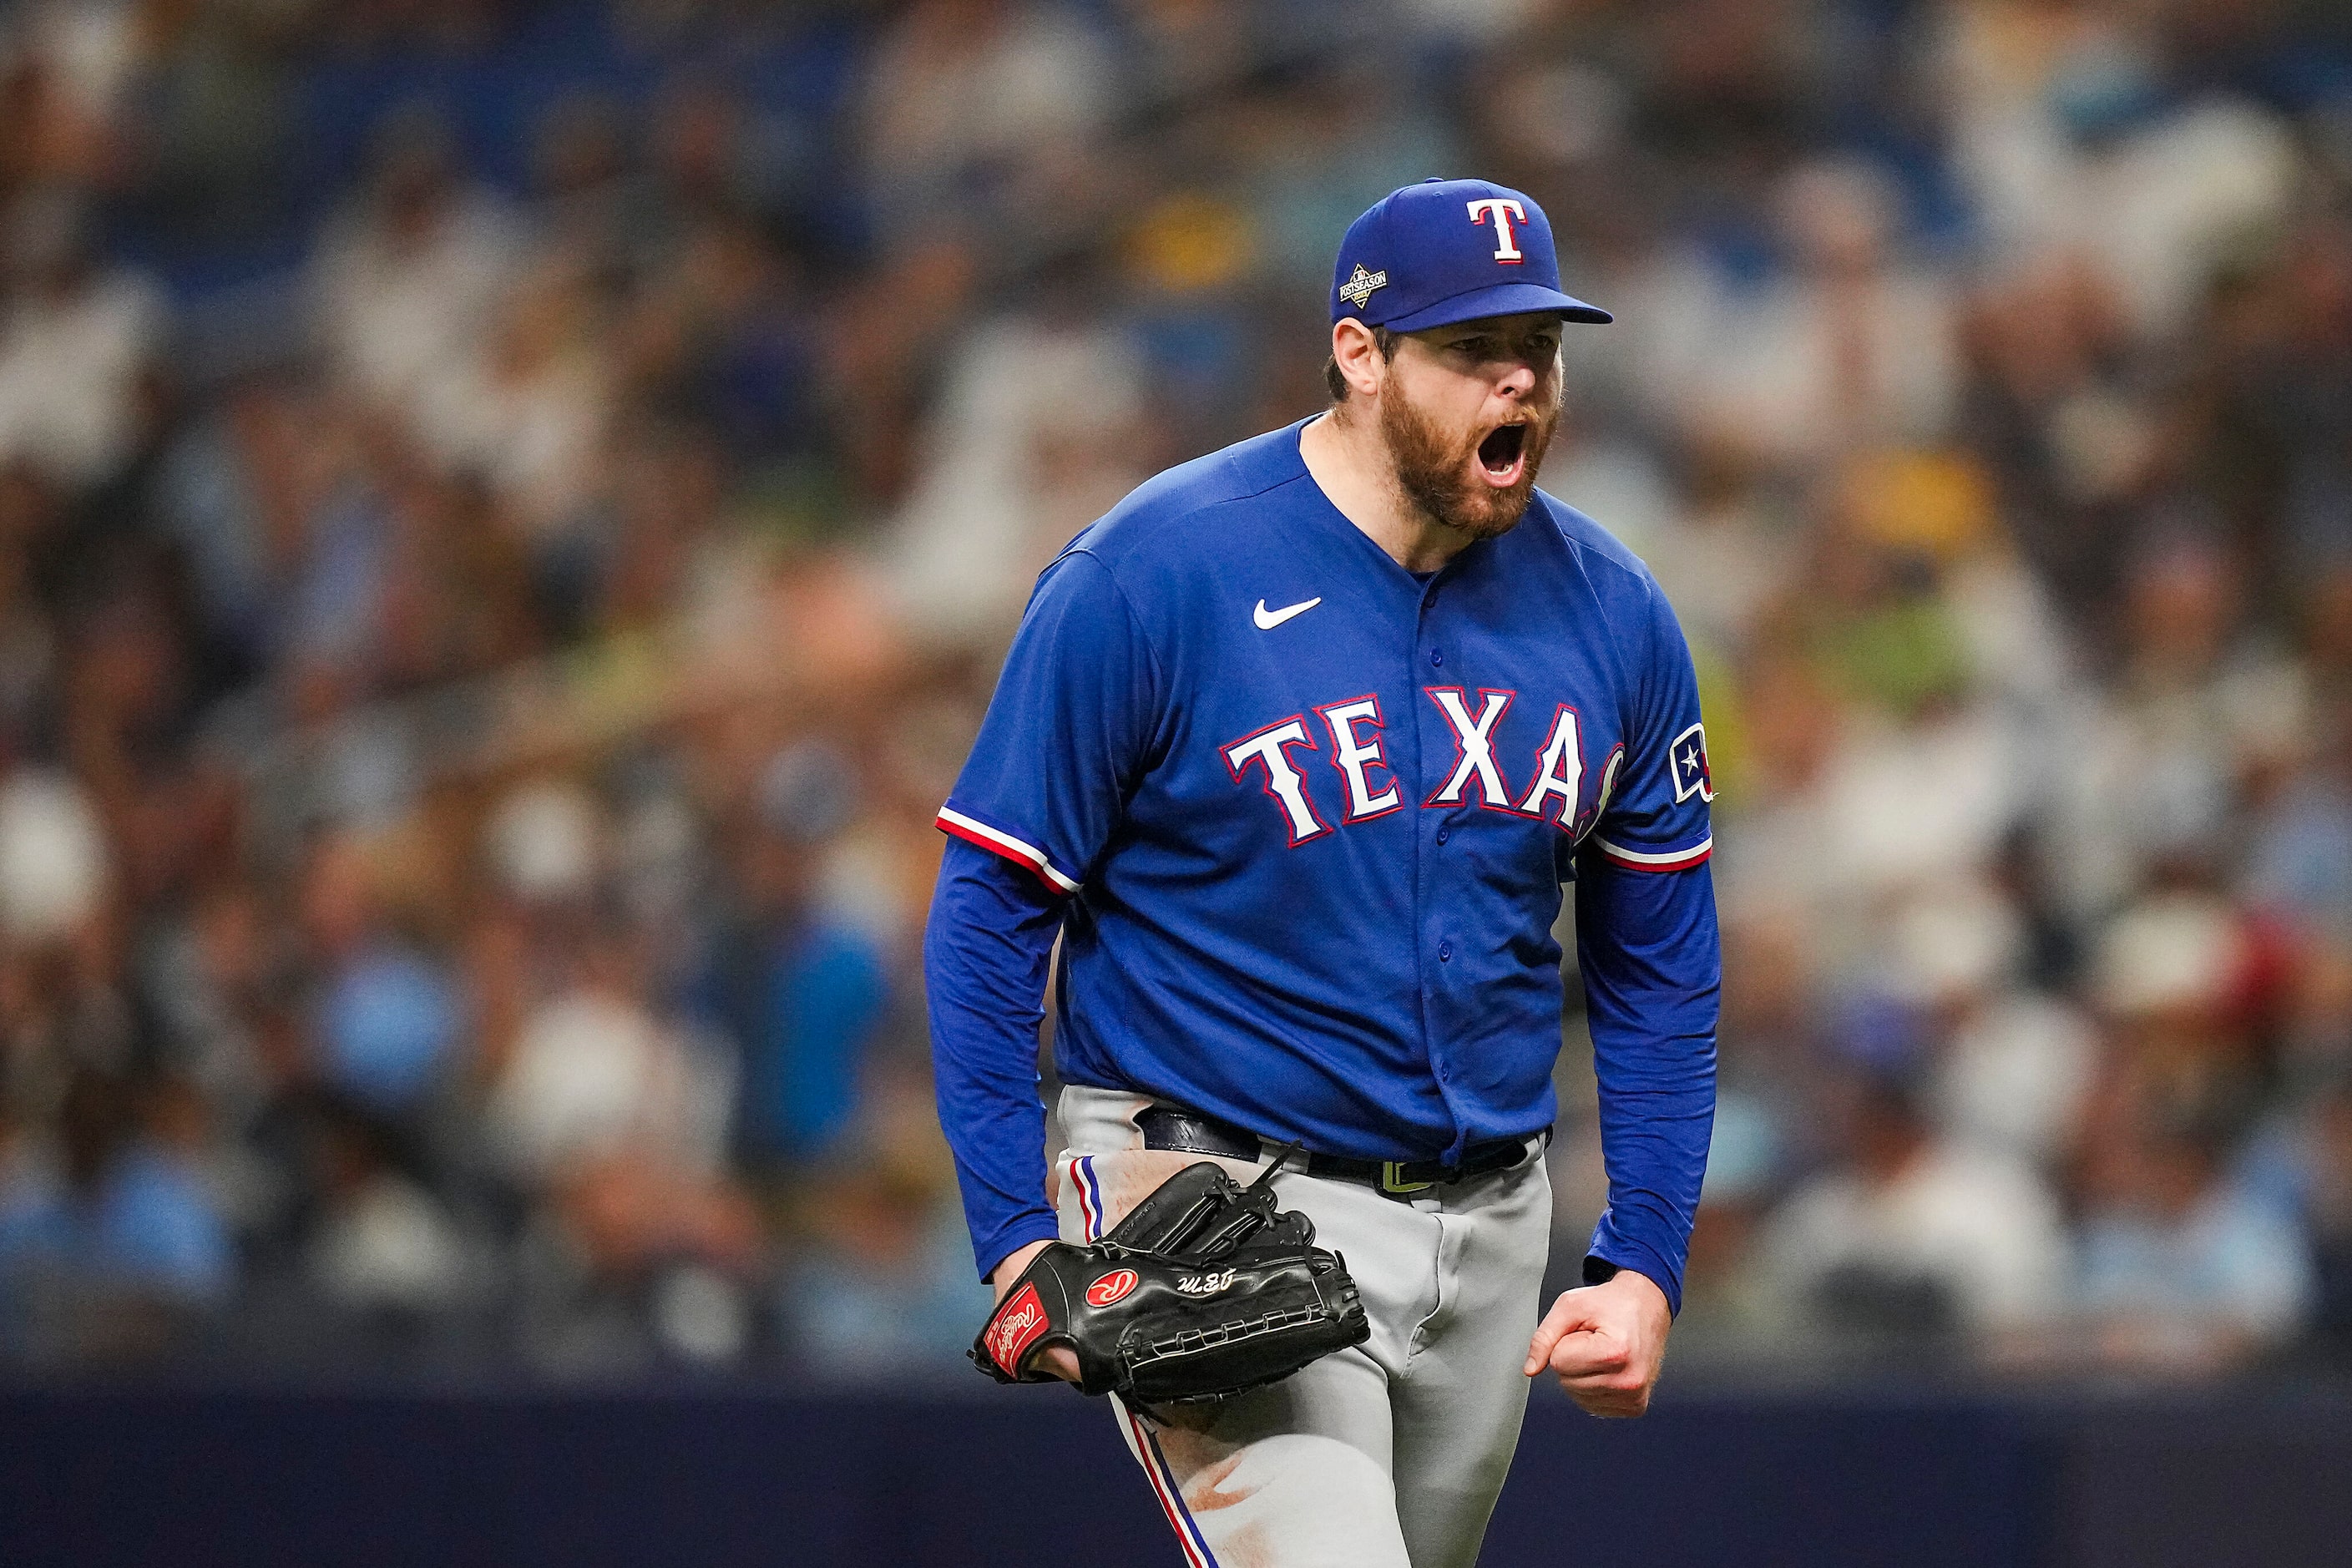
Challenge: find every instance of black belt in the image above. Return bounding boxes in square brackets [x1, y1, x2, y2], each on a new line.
[1136, 1105, 1540, 1198]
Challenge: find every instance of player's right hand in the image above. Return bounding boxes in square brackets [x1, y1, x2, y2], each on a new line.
[991, 1239, 1083, 1383]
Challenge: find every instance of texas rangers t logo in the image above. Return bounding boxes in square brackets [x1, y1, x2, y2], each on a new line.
[1466, 198, 1527, 263]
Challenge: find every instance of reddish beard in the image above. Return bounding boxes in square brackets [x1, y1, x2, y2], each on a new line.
[1377, 379, 1559, 542]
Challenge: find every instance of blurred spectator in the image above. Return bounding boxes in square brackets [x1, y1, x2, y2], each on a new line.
[861, 0, 1116, 245]
[0, 764, 108, 944]
[2053, 539, 2305, 916]
[777, 1064, 988, 1375]
[2243, 694, 2352, 931]
[416, 265, 612, 543]
[781, 1157, 986, 1377]
[691, 740, 892, 1169]
[486, 923, 726, 1182]
[0, 1070, 230, 1363]
[2075, 1085, 2314, 1375]
[483, 776, 603, 908]
[2304, 1073, 2352, 1362]
[1758, 1046, 2071, 1363]
[491, 916, 759, 1373]
[1632, 435, 1798, 659]
[301, 1095, 469, 1321]
[300, 831, 460, 1119]
[1669, 1090, 1790, 1363]
[313, 110, 522, 427]
[1936, 8, 2300, 339]
[888, 296, 1149, 643]
[149, 377, 307, 682]
[1675, 159, 1960, 468]
[1888, 879, 2097, 1168]
[0, 189, 161, 492]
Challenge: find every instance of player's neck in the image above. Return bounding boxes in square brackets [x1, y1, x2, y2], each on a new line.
[1297, 409, 1477, 576]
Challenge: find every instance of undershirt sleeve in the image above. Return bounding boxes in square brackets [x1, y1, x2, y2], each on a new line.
[926, 834, 1069, 1282]
[1573, 855, 1719, 1316]
[1573, 569, 1721, 1315]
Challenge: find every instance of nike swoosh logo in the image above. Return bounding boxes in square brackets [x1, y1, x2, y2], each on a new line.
[1253, 596, 1322, 630]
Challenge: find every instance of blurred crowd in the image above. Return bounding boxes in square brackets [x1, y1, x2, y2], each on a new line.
[0, 0, 2349, 1385]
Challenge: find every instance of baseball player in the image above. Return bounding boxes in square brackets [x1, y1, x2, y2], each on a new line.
[926, 178, 1719, 1568]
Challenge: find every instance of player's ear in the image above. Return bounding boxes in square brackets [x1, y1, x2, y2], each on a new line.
[1330, 318, 1388, 404]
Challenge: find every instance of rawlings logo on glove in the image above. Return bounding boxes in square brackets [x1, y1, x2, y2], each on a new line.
[1086, 1269, 1140, 1307]
[969, 1159, 1369, 1405]
[985, 1283, 1051, 1375]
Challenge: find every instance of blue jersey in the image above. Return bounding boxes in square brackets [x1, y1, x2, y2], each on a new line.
[927, 418, 1719, 1308]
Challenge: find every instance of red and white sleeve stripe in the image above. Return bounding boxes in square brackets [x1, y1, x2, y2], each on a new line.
[1591, 835, 1712, 873]
[936, 807, 1082, 894]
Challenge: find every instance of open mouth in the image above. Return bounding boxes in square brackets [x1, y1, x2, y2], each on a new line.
[1476, 422, 1529, 483]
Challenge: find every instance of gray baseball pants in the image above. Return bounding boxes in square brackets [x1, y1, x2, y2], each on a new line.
[1054, 1084, 1553, 1568]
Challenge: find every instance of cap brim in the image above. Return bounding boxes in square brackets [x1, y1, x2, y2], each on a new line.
[1375, 281, 1612, 332]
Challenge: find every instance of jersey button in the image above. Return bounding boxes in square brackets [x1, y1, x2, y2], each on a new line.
[1429, 650, 1443, 667]
[1438, 941, 1453, 962]
[1435, 826, 1449, 845]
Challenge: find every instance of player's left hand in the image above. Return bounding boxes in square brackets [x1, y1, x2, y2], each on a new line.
[1524, 1269, 1672, 1418]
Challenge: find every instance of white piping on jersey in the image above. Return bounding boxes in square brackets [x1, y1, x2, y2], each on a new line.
[1593, 834, 1712, 872]
[936, 807, 1082, 893]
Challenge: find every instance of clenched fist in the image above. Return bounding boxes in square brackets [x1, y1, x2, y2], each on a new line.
[1524, 1269, 1672, 1418]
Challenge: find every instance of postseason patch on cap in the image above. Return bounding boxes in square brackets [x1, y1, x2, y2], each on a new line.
[1337, 263, 1388, 310]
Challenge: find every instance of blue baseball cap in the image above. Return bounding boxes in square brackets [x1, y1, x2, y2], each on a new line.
[1330, 177, 1611, 332]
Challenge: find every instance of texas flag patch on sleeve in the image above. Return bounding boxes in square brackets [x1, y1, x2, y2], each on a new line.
[1669, 722, 1714, 804]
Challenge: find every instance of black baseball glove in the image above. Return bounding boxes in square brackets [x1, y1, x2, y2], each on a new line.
[971, 1156, 1369, 1405]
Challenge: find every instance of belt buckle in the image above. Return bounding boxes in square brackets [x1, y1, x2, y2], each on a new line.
[1380, 1161, 1434, 1196]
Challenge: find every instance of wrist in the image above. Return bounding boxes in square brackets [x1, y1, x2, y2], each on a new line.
[979, 1217, 1062, 1290]
[1591, 1266, 1672, 1335]
[989, 1237, 1057, 1302]
[1583, 1243, 1682, 1317]
[1583, 1256, 1670, 1311]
